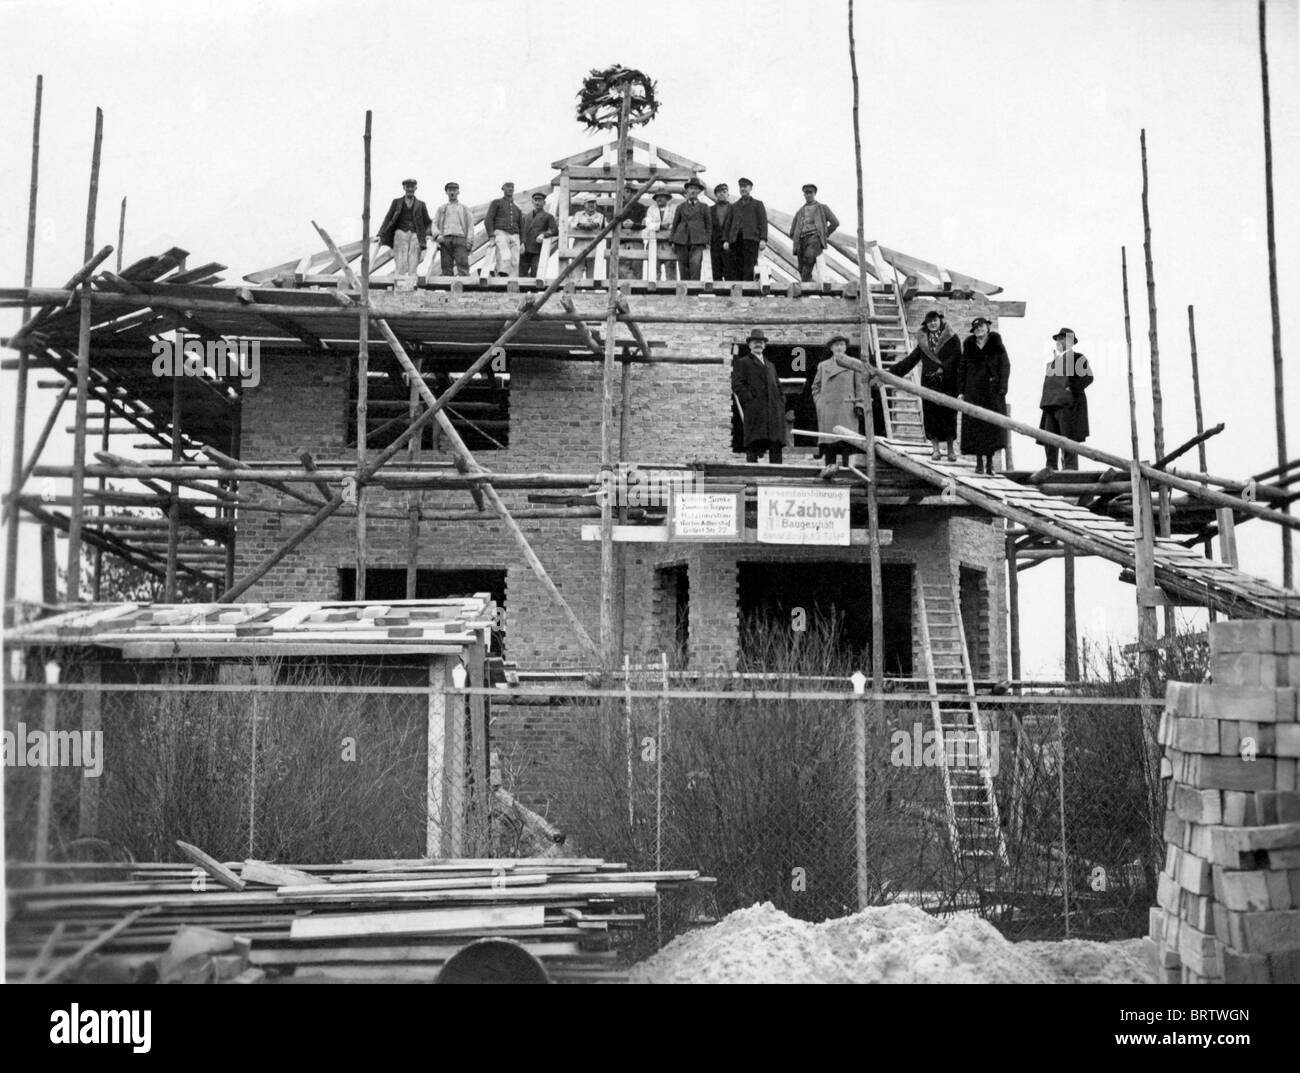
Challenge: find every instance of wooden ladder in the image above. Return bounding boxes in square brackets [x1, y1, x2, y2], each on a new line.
[916, 577, 1008, 888]
[864, 268, 925, 443]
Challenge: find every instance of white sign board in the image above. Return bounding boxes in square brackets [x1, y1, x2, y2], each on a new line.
[668, 489, 744, 542]
[756, 486, 851, 546]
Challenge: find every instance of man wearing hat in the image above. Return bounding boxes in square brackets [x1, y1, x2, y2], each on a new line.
[484, 182, 524, 277]
[789, 184, 840, 283]
[811, 333, 866, 476]
[644, 186, 679, 281]
[1038, 328, 1093, 471]
[433, 182, 473, 277]
[722, 178, 768, 283]
[520, 191, 558, 279]
[731, 329, 787, 463]
[708, 183, 734, 281]
[568, 196, 605, 279]
[379, 179, 433, 278]
[669, 178, 712, 281]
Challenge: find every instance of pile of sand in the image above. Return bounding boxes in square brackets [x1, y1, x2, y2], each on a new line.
[629, 902, 1153, 984]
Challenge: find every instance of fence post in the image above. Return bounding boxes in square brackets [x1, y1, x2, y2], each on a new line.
[851, 669, 868, 910]
[1055, 700, 1071, 937]
[34, 659, 60, 885]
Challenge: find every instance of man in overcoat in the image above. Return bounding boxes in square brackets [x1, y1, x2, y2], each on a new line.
[811, 333, 865, 476]
[731, 329, 787, 463]
[1038, 327, 1093, 470]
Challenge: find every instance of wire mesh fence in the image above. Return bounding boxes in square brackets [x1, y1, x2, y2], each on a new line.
[5, 654, 1166, 955]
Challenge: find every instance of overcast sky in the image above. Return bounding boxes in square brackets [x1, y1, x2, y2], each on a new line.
[1, 0, 1296, 675]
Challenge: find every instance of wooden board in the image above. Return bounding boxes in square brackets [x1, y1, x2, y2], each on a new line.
[175, 840, 245, 891]
[289, 904, 544, 940]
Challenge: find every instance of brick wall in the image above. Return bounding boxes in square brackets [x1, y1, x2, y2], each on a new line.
[234, 289, 1013, 813]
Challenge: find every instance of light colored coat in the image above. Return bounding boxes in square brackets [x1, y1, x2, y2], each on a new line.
[811, 358, 865, 437]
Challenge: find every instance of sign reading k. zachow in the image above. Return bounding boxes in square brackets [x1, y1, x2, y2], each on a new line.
[756, 486, 851, 545]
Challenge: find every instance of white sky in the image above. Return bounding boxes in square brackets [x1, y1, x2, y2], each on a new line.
[0, 0, 1296, 676]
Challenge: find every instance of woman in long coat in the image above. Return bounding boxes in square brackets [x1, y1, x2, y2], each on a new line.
[811, 333, 866, 474]
[957, 316, 1011, 474]
[892, 310, 961, 459]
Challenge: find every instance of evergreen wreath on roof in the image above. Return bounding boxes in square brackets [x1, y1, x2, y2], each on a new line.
[576, 65, 659, 131]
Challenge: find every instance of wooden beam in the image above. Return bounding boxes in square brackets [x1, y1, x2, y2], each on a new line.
[842, 357, 1300, 529]
[357, 110, 372, 603]
[65, 107, 104, 602]
[4, 74, 42, 626]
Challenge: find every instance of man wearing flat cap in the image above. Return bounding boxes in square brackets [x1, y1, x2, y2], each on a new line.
[433, 182, 473, 277]
[722, 178, 768, 283]
[484, 182, 524, 277]
[709, 183, 734, 281]
[670, 178, 712, 281]
[520, 191, 558, 278]
[731, 329, 787, 463]
[1038, 327, 1093, 471]
[379, 179, 433, 278]
[790, 184, 840, 283]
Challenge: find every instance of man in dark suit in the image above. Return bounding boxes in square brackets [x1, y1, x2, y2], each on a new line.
[722, 177, 768, 283]
[670, 178, 711, 280]
[731, 329, 787, 463]
[519, 191, 557, 278]
[378, 179, 433, 277]
[708, 183, 733, 281]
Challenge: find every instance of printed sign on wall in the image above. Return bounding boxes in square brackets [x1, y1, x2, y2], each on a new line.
[756, 486, 851, 545]
[668, 488, 744, 542]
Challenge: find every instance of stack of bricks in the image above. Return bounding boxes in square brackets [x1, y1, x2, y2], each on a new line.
[1150, 619, 1300, 983]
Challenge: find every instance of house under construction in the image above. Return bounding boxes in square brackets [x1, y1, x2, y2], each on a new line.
[4, 137, 1299, 875]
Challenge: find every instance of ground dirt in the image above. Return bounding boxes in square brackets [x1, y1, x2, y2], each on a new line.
[629, 902, 1154, 984]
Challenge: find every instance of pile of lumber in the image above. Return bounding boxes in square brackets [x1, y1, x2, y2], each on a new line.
[6, 846, 711, 983]
[1150, 620, 1300, 983]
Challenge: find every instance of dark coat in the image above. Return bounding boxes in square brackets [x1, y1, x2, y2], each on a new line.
[670, 200, 712, 246]
[1038, 349, 1093, 441]
[378, 196, 432, 250]
[731, 351, 786, 447]
[484, 196, 523, 235]
[893, 327, 962, 441]
[957, 332, 1011, 454]
[708, 202, 732, 247]
[723, 195, 768, 243]
[522, 208, 557, 252]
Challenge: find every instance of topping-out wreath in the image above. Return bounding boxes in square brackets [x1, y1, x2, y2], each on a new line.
[576, 65, 659, 131]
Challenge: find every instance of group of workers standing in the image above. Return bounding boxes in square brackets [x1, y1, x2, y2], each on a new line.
[378, 176, 840, 284]
[732, 316, 1094, 477]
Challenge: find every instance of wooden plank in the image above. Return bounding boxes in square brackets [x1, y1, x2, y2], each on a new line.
[277, 874, 546, 897]
[176, 839, 246, 890]
[289, 904, 544, 940]
[241, 860, 327, 887]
